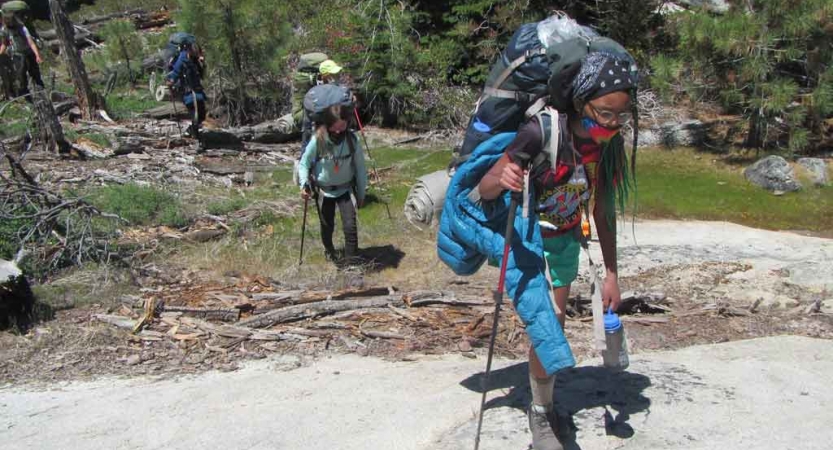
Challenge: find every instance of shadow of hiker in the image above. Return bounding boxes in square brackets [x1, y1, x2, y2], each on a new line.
[459, 362, 652, 449]
[352, 245, 405, 273]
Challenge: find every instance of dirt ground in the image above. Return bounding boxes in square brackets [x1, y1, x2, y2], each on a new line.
[2, 219, 832, 387]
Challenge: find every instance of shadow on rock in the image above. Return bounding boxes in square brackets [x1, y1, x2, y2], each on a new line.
[460, 362, 652, 449]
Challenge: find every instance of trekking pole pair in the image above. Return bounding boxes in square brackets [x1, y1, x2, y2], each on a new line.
[473, 157, 528, 450]
[352, 108, 393, 221]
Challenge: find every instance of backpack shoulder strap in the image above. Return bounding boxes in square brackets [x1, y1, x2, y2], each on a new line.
[344, 131, 359, 184]
[532, 107, 561, 173]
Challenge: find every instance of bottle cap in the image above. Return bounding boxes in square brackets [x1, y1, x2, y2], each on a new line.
[473, 118, 491, 133]
[604, 308, 621, 331]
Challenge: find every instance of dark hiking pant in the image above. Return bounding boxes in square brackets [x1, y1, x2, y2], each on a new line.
[12, 53, 43, 102]
[0, 54, 13, 100]
[319, 192, 358, 260]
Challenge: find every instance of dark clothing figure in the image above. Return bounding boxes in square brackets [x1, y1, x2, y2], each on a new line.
[0, 20, 43, 101]
[319, 192, 359, 261]
[166, 49, 207, 143]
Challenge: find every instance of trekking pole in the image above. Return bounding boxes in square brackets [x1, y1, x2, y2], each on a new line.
[169, 88, 183, 137]
[353, 108, 393, 221]
[299, 187, 311, 265]
[473, 160, 527, 450]
[353, 108, 379, 183]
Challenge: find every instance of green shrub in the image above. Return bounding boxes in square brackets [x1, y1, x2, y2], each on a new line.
[653, 0, 833, 153]
[88, 183, 188, 227]
[206, 197, 249, 216]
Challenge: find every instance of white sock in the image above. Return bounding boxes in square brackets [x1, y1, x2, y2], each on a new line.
[529, 370, 555, 412]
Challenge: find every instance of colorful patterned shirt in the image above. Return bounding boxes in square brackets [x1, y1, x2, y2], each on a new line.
[505, 115, 602, 236]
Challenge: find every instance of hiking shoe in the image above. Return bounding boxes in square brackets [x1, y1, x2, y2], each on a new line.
[324, 248, 338, 262]
[528, 406, 563, 450]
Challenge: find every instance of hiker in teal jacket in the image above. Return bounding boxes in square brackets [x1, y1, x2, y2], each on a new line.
[298, 103, 367, 262]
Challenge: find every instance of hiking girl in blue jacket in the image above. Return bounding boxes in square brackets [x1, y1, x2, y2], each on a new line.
[476, 52, 635, 450]
[166, 42, 206, 147]
[298, 103, 367, 263]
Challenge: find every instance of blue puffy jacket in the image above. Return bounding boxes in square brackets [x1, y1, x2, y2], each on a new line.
[437, 132, 575, 376]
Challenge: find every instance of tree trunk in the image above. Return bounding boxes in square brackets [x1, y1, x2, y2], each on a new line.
[49, 0, 102, 120]
[33, 87, 71, 154]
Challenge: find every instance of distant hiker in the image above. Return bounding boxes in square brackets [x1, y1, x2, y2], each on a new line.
[165, 34, 206, 148]
[438, 15, 639, 450]
[318, 59, 343, 84]
[298, 84, 367, 263]
[0, 5, 44, 101]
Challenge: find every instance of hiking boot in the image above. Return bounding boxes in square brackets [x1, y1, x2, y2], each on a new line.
[528, 406, 563, 450]
[324, 247, 338, 262]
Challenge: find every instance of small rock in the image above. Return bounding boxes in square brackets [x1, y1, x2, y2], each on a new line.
[125, 354, 141, 366]
[269, 354, 302, 372]
[457, 340, 473, 353]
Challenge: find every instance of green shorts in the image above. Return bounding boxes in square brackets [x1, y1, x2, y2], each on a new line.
[543, 231, 580, 288]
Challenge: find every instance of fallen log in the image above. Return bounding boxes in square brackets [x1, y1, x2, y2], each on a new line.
[143, 102, 192, 120]
[405, 291, 492, 308]
[252, 287, 394, 314]
[360, 329, 407, 340]
[181, 317, 301, 341]
[162, 305, 240, 322]
[93, 314, 135, 330]
[238, 295, 404, 328]
[226, 120, 300, 144]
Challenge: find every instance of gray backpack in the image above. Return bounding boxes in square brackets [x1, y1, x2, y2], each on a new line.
[303, 84, 353, 125]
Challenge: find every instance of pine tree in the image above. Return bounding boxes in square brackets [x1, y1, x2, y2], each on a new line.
[652, 0, 833, 153]
[99, 19, 142, 86]
[176, 0, 293, 124]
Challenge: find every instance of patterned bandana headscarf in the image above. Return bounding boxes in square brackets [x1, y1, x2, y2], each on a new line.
[571, 52, 637, 112]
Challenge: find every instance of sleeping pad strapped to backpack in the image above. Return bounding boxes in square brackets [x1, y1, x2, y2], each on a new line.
[451, 13, 637, 167]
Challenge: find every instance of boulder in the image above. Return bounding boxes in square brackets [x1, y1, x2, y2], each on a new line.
[678, 0, 730, 13]
[744, 155, 802, 192]
[796, 157, 829, 186]
[636, 120, 707, 148]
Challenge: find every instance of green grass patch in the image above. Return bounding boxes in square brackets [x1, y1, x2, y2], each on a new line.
[0, 102, 33, 138]
[634, 148, 833, 235]
[206, 197, 250, 216]
[106, 91, 159, 120]
[87, 183, 188, 228]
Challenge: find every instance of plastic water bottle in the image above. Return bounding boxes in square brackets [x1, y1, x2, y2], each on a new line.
[601, 309, 629, 371]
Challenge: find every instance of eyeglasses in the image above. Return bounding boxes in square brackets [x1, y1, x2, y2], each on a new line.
[588, 102, 633, 126]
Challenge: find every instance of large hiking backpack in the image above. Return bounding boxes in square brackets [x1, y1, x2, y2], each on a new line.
[164, 32, 197, 69]
[292, 52, 329, 123]
[453, 13, 637, 166]
[303, 83, 353, 125]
